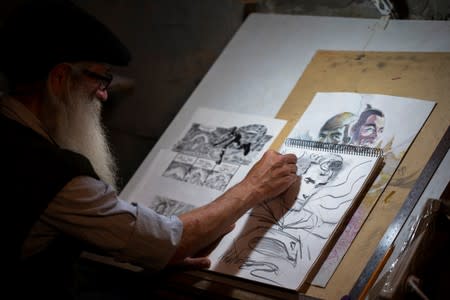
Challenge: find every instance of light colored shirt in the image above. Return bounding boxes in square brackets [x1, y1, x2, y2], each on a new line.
[1, 96, 183, 270]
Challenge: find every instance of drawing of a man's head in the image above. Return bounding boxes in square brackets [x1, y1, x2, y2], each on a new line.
[318, 112, 356, 144]
[237, 125, 267, 145]
[351, 105, 385, 147]
[297, 153, 343, 202]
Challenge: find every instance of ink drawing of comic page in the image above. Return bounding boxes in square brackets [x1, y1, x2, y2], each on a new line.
[207, 140, 382, 290]
[286, 92, 435, 286]
[127, 107, 287, 216]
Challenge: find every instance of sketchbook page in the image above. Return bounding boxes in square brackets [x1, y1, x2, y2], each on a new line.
[126, 107, 287, 211]
[285, 92, 435, 287]
[208, 140, 382, 290]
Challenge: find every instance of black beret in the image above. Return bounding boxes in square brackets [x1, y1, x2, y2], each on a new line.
[0, 0, 131, 84]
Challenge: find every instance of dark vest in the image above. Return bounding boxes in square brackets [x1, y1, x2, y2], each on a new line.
[0, 114, 99, 297]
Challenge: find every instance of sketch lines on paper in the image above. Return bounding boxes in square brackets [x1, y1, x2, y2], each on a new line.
[149, 195, 196, 216]
[218, 151, 373, 286]
[162, 123, 272, 191]
[290, 96, 433, 286]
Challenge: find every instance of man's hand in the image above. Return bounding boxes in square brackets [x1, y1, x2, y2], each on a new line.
[243, 150, 299, 205]
[279, 174, 301, 209]
[169, 256, 211, 270]
[172, 151, 298, 265]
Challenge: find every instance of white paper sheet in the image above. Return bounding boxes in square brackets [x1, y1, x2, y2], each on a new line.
[208, 140, 382, 290]
[285, 92, 435, 287]
[126, 107, 286, 213]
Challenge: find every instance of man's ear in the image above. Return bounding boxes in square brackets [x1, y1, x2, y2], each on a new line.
[48, 63, 71, 97]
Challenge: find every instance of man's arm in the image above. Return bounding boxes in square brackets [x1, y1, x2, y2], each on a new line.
[171, 150, 300, 264]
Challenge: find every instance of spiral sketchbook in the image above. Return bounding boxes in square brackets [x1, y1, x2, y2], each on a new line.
[207, 138, 384, 291]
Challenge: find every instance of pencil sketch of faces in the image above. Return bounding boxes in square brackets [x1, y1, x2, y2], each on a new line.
[350, 105, 385, 147]
[318, 112, 355, 144]
[316, 104, 385, 147]
[218, 152, 345, 285]
[296, 153, 343, 204]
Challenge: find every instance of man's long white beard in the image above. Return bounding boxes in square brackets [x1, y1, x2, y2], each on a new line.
[41, 80, 117, 189]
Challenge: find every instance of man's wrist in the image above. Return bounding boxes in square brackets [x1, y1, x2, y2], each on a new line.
[231, 178, 263, 210]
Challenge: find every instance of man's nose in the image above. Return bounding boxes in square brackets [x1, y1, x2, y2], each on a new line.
[96, 89, 108, 101]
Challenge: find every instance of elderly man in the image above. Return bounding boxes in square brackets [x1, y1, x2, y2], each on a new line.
[0, 1, 300, 298]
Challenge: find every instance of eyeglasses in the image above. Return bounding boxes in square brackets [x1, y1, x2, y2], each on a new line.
[82, 69, 113, 91]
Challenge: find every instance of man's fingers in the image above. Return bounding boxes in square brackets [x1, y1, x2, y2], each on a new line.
[282, 173, 301, 188]
[281, 153, 298, 164]
[270, 163, 298, 178]
[282, 175, 301, 208]
[224, 223, 236, 234]
[178, 257, 211, 269]
[264, 150, 297, 164]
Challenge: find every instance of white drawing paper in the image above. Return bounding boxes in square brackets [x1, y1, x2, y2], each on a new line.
[285, 92, 435, 286]
[127, 107, 286, 212]
[208, 140, 382, 290]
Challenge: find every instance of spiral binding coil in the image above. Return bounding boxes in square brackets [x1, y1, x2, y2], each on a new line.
[284, 138, 383, 157]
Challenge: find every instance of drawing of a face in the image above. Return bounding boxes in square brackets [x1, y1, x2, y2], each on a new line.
[301, 164, 332, 200]
[298, 154, 343, 202]
[351, 105, 385, 147]
[318, 112, 355, 144]
[319, 126, 348, 144]
[355, 114, 384, 146]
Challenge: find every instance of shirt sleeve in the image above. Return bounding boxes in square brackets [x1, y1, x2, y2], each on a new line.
[39, 176, 183, 270]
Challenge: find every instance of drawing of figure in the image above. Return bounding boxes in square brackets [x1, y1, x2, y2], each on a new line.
[173, 122, 271, 167]
[204, 172, 231, 191]
[296, 153, 343, 203]
[162, 161, 190, 180]
[280, 153, 344, 238]
[149, 196, 196, 216]
[350, 104, 385, 147]
[213, 124, 269, 165]
[184, 167, 209, 185]
[212, 126, 243, 164]
[173, 124, 213, 156]
[219, 151, 373, 285]
[318, 112, 356, 144]
[220, 153, 344, 284]
[236, 124, 268, 151]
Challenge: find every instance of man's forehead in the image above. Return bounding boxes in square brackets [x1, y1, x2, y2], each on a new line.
[321, 127, 345, 134]
[365, 114, 384, 124]
[75, 61, 112, 73]
[92, 64, 112, 73]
